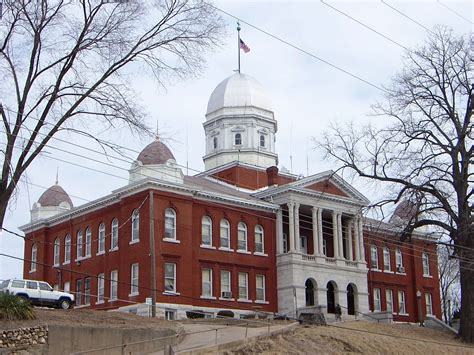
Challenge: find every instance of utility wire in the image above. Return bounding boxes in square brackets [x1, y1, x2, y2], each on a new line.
[380, 0, 434, 34]
[437, 0, 473, 25]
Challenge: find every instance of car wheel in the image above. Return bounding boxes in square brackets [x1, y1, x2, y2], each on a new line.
[17, 295, 28, 303]
[60, 299, 71, 310]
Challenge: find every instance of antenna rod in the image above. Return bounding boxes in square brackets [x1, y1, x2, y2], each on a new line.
[237, 22, 241, 73]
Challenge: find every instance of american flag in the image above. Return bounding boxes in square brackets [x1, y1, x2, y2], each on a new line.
[239, 39, 250, 53]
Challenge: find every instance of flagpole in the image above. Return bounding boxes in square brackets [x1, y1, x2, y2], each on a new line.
[237, 22, 241, 73]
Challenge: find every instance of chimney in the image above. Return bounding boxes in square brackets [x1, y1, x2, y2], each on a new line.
[266, 166, 279, 186]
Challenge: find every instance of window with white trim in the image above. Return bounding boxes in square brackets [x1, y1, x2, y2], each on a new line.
[85, 227, 92, 257]
[97, 273, 105, 303]
[53, 238, 60, 266]
[220, 270, 231, 298]
[110, 270, 118, 300]
[64, 235, 71, 264]
[165, 309, 177, 320]
[373, 288, 381, 311]
[422, 252, 430, 276]
[31, 244, 37, 272]
[111, 218, 119, 250]
[131, 209, 140, 242]
[84, 277, 91, 305]
[76, 230, 83, 259]
[425, 292, 433, 315]
[202, 269, 212, 297]
[398, 290, 406, 314]
[130, 263, 139, 295]
[164, 263, 176, 293]
[237, 222, 247, 251]
[260, 135, 265, 148]
[98, 223, 105, 254]
[383, 247, 391, 271]
[256, 274, 265, 302]
[220, 219, 230, 249]
[164, 208, 176, 240]
[63, 281, 70, 292]
[201, 216, 212, 246]
[255, 225, 264, 253]
[386, 289, 393, 313]
[213, 137, 218, 150]
[235, 133, 242, 145]
[238, 272, 248, 300]
[76, 279, 82, 306]
[371, 245, 379, 270]
[396, 247, 403, 268]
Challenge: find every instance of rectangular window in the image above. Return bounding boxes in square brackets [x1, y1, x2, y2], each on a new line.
[110, 270, 118, 300]
[165, 263, 176, 293]
[396, 248, 403, 268]
[97, 273, 105, 303]
[201, 269, 212, 297]
[130, 263, 139, 295]
[85, 229, 92, 257]
[220, 270, 231, 298]
[373, 288, 381, 312]
[65, 238, 71, 264]
[386, 289, 393, 313]
[237, 224, 247, 251]
[220, 221, 230, 249]
[76, 279, 82, 306]
[63, 281, 70, 292]
[398, 290, 406, 314]
[238, 272, 248, 300]
[84, 278, 91, 305]
[422, 252, 430, 276]
[98, 225, 105, 254]
[371, 246, 379, 270]
[165, 309, 176, 320]
[425, 292, 433, 315]
[111, 219, 119, 250]
[383, 248, 391, 271]
[255, 226, 264, 253]
[256, 274, 265, 302]
[201, 217, 212, 246]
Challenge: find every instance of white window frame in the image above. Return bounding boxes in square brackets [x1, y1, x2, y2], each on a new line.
[165, 309, 177, 320]
[84, 277, 91, 305]
[422, 252, 430, 276]
[219, 219, 230, 249]
[110, 270, 118, 301]
[237, 222, 248, 252]
[130, 263, 139, 296]
[201, 216, 212, 247]
[220, 270, 231, 298]
[256, 274, 266, 302]
[76, 230, 83, 259]
[398, 290, 406, 315]
[131, 209, 140, 243]
[64, 235, 71, 264]
[425, 292, 433, 315]
[164, 263, 177, 294]
[396, 247, 403, 268]
[63, 281, 70, 292]
[201, 269, 213, 298]
[53, 238, 60, 266]
[97, 273, 105, 303]
[371, 245, 379, 270]
[164, 208, 176, 240]
[386, 289, 393, 313]
[98, 223, 105, 254]
[30, 244, 37, 272]
[213, 137, 218, 150]
[373, 288, 381, 312]
[85, 227, 92, 257]
[238, 272, 249, 301]
[259, 134, 265, 148]
[76, 279, 82, 307]
[383, 247, 391, 271]
[111, 218, 119, 250]
[235, 133, 242, 145]
[254, 225, 264, 254]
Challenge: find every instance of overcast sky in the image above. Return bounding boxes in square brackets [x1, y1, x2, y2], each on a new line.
[1, 0, 472, 280]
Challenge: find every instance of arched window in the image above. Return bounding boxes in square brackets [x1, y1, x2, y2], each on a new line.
[76, 230, 83, 259]
[164, 208, 176, 240]
[396, 247, 403, 270]
[260, 135, 265, 148]
[234, 133, 242, 145]
[254, 225, 264, 253]
[98, 223, 105, 254]
[131, 209, 139, 242]
[213, 137, 218, 149]
[53, 238, 60, 266]
[85, 227, 92, 257]
[111, 218, 119, 250]
[201, 216, 212, 246]
[220, 219, 230, 249]
[370, 245, 379, 270]
[64, 235, 71, 264]
[422, 252, 430, 276]
[31, 244, 37, 272]
[383, 247, 391, 271]
[237, 222, 247, 251]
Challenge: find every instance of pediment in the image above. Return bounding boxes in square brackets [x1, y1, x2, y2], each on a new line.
[304, 180, 349, 197]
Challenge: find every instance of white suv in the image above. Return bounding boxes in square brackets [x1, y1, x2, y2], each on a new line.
[0, 279, 75, 309]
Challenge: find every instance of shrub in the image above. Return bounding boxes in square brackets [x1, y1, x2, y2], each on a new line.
[186, 310, 205, 319]
[217, 310, 234, 318]
[0, 293, 35, 320]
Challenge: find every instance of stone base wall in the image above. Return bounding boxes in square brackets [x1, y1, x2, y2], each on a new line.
[0, 326, 47, 350]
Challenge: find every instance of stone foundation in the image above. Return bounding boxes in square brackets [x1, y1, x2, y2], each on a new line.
[0, 326, 47, 350]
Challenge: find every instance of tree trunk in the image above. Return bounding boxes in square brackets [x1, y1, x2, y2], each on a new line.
[0, 190, 11, 230]
[459, 231, 474, 342]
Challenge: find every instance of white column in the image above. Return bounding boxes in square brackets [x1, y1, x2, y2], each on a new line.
[288, 202, 295, 252]
[294, 203, 301, 253]
[354, 217, 360, 261]
[337, 213, 344, 259]
[312, 207, 319, 255]
[332, 211, 338, 258]
[318, 208, 324, 256]
[276, 208, 283, 254]
[348, 220, 353, 261]
[358, 216, 366, 261]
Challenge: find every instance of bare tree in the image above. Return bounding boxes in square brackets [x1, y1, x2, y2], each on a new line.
[438, 244, 460, 326]
[319, 27, 473, 342]
[0, 0, 223, 226]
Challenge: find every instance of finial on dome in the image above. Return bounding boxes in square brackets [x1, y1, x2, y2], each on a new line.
[155, 120, 160, 141]
[55, 168, 59, 185]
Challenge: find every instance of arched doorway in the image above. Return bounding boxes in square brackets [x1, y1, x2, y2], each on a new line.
[327, 281, 337, 313]
[347, 284, 355, 315]
[305, 279, 317, 306]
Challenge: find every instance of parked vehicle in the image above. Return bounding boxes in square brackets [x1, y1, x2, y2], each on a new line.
[0, 279, 75, 309]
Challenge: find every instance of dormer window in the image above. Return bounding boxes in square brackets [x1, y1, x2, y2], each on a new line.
[235, 133, 242, 145]
[260, 135, 265, 148]
[213, 137, 218, 149]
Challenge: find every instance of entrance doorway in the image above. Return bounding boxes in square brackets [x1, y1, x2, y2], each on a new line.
[305, 279, 316, 306]
[327, 281, 336, 313]
[347, 284, 355, 315]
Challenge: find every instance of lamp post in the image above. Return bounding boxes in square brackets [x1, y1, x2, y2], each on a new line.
[416, 290, 423, 326]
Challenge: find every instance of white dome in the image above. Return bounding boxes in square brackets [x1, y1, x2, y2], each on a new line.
[206, 73, 272, 116]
